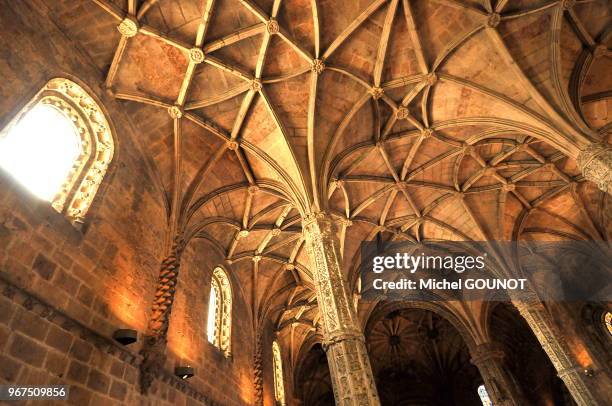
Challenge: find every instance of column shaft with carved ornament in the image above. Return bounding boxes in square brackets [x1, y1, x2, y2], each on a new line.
[253, 328, 264, 406]
[470, 342, 525, 406]
[140, 235, 186, 394]
[302, 213, 380, 406]
[578, 143, 611, 194]
[514, 301, 600, 406]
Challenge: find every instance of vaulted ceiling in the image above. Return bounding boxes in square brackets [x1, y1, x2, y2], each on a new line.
[365, 308, 480, 405]
[43, 0, 611, 369]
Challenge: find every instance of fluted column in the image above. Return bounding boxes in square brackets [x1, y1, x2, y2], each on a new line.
[140, 235, 186, 394]
[514, 301, 599, 406]
[302, 212, 380, 406]
[578, 143, 611, 194]
[470, 342, 525, 406]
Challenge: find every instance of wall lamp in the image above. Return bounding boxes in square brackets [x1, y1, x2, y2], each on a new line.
[113, 329, 138, 345]
[175, 366, 195, 380]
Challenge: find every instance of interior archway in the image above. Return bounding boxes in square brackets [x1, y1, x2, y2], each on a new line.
[295, 343, 334, 406]
[365, 307, 482, 406]
[490, 302, 576, 406]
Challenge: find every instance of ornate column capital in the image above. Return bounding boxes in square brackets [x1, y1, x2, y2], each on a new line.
[470, 342, 506, 366]
[302, 210, 334, 226]
[302, 211, 352, 234]
[470, 342, 524, 406]
[321, 328, 364, 350]
[578, 143, 612, 194]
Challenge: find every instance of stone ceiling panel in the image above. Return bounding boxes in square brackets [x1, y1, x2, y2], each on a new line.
[63, 0, 611, 341]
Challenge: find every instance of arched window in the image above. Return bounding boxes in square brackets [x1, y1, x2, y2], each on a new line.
[0, 78, 113, 225]
[272, 341, 286, 406]
[207, 267, 232, 356]
[604, 311, 612, 337]
[477, 384, 493, 406]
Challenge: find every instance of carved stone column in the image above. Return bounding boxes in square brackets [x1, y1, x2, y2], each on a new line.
[302, 213, 380, 406]
[140, 235, 186, 394]
[253, 329, 264, 406]
[470, 342, 525, 406]
[578, 143, 611, 194]
[514, 301, 599, 406]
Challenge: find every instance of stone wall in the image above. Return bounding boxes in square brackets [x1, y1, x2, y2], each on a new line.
[166, 240, 255, 406]
[0, 1, 255, 405]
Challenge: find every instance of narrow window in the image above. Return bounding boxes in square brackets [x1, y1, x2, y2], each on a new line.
[477, 384, 493, 406]
[0, 78, 114, 224]
[272, 341, 286, 406]
[604, 311, 612, 337]
[207, 276, 220, 345]
[207, 267, 232, 356]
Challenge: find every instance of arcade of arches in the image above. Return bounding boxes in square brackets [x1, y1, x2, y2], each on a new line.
[0, 0, 610, 405]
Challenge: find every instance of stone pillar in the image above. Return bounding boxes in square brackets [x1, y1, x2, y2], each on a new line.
[302, 213, 380, 406]
[514, 301, 599, 406]
[140, 235, 186, 394]
[253, 329, 264, 406]
[578, 143, 611, 194]
[470, 342, 524, 406]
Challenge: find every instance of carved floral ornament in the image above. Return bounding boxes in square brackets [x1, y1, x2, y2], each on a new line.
[266, 18, 280, 35]
[117, 17, 138, 38]
[209, 267, 232, 357]
[0, 78, 114, 224]
[311, 58, 325, 74]
[189, 48, 205, 64]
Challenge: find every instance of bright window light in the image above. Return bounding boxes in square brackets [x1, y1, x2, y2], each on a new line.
[207, 280, 219, 344]
[478, 384, 493, 406]
[207, 268, 231, 355]
[0, 104, 81, 201]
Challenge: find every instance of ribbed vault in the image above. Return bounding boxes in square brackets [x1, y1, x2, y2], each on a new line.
[365, 308, 481, 405]
[42, 0, 611, 379]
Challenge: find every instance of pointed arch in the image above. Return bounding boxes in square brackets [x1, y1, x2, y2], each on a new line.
[0, 78, 114, 225]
